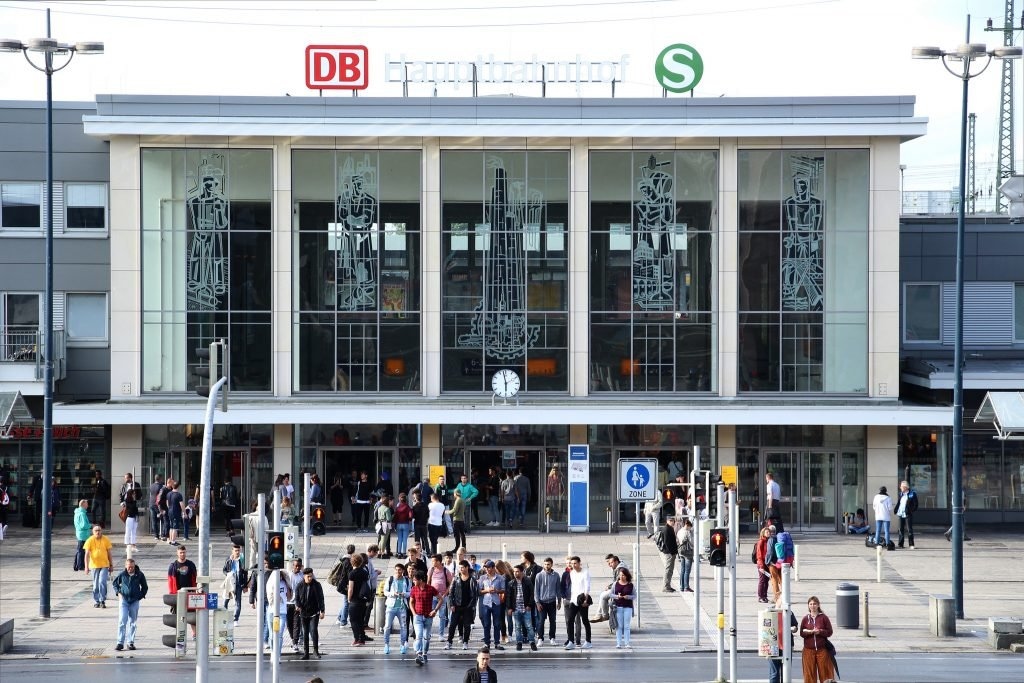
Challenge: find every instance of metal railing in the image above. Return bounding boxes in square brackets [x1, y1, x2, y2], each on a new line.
[0, 327, 66, 380]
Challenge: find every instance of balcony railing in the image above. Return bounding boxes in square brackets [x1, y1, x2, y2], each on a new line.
[0, 327, 67, 381]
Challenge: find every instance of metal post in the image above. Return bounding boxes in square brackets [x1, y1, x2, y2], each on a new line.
[501, 542, 508, 563]
[691, 465, 700, 647]
[951, 15, 971, 621]
[716, 483, 724, 682]
[782, 563, 792, 683]
[794, 544, 800, 582]
[271, 490, 281, 683]
[863, 590, 870, 638]
[876, 542, 883, 583]
[40, 8, 54, 620]
[728, 491, 737, 683]
[196, 376, 225, 683]
[256, 494, 266, 683]
[545, 506, 550, 534]
[632, 541, 640, 629]
[606, 506, 612, 533]
[302, 473, 311, 566]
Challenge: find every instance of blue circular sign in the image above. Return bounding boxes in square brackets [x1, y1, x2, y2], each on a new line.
[626, 463, 651, 490]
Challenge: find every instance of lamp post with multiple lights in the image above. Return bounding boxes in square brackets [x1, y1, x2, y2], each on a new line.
[1, 9, 102, 619]
[912, 17, 1021, 620]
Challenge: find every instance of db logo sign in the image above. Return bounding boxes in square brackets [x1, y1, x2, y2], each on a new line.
[306, 45, 369, 90]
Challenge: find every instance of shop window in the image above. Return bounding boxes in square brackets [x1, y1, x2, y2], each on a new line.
[1, 182, 41, 229]
[904, 283, 941, 343]
[1016, 283, 1024, 342]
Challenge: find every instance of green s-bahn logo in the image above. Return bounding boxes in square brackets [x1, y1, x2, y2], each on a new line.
[654, 43, 704, 94]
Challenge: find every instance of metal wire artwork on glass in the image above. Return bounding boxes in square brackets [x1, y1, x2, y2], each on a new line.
[781, 155, 825, 311]
[457, 158, 540, 361]
[334, 155, 379, 310]
[186, 154, 229, 311]
[632, 154, 676, 310]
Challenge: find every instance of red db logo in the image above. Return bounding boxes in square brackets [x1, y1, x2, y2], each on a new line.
[306, 45, 369, 90]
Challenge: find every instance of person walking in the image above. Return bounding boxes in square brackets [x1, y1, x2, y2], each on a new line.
[446, 559, 479, 650]
[643, 492, 662, 538]
[393, 492, 413, 557]
[375, 494, 394, 558]
[513, 469, 531, 528]
[121, 488, 139, 553]
[505, 563, 538, 651]
[754, 526, 772, 603]
[412, 493, 430, 554]
[534, 556, 560, 645]
[765, 472, 783, 532]
[500, 471, 516, 528]
[895, 480, 918, 549]
[654, 517, 678, 592]
[165, 480, 185, 546]
[872, 486, 893, 547]
[486, 467, 502, 526]
[449, 489, 468, 552]
[346, 553, 372, 646]
[149, 474, 164, 541]
[427, 493, 446, 556]
[73, 499, 91, 572]
[463, 646, 498, 683]
[285, 558, 305, 653]
[91, 470, 110, 528]
[455, 473, 479, 523]
[800, 596, 836, 683]
[112, 557, 148, 651]
[84, 524, 114, 608]
[409, 570, 440, 665]
[564, 556, 592, 650]
[294, 567, 326, 659]
[677, 517, 695, 592]
[329, 474, 346, 526]
[612, 567, 635, 649]
[382, 563, 411, 655]
[478, 560, 506, 650]
[219, 476, 239, 533]
[764, 525, 781, 604]
[222, 544, 247, 626]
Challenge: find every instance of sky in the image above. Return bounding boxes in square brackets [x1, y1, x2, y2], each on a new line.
[0, 0, 1018, 194]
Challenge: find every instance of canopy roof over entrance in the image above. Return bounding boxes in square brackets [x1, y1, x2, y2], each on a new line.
[974, 391, 1024, 440]
[0, 391, 33, 438]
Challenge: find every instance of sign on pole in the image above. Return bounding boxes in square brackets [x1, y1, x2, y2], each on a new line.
[618, 458, 659, 502]
[567, 444, 590, 532]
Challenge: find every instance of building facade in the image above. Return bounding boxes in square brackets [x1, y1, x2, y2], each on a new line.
[3, 94, 951, 531]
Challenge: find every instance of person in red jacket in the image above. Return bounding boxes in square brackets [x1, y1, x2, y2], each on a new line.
[799, 596, 836, 683]
[167, 545, 197, 592]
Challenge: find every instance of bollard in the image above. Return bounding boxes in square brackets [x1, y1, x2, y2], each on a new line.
[567, 542, 573, 559]
[545, 506, 551, 534]
[606, 507, 612, 534]
[794, 544, 800, 581]
[863, 591, 871, 638]
[876, 543, 882, 583]
[501, 543, 508, 563]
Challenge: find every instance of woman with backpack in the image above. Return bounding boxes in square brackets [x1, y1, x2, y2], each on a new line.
[382, 563, 411, 654]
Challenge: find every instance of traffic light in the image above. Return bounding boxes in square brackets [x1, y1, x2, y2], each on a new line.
[194, 339, 228, 411]
[267, 530, 285, 569]
[708, 527, 728, 567]
[311, 504, 326, 535]
[228, 518, 245, 547]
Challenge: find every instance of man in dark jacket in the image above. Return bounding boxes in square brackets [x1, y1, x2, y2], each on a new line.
[895, 480, 919, 549]
[505, 564, 538, 651]
[112, 557, 148, 651]
[294, 567, 326, 659]
[656, 517, 679, 592]
[463, 647, 498, 683]
[92, 470, 110, 528]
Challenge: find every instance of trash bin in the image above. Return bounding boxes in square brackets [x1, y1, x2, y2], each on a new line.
[835, 583, 859, 629]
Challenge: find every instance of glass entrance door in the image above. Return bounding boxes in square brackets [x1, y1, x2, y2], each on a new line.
[165, 448, 251, 531]
[541, 448, 568, 530]
[763, 450, 838, 530]
[319, 448, 398, 527]
[467, 448, 542, 529]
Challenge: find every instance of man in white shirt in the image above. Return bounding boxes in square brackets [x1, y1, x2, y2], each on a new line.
[427, 493, 446, 555]
[765, 472, 783, 531]
[564, 556, 592, 650]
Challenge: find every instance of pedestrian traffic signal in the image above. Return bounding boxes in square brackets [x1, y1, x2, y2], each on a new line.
[708, 527, 728, 567]
[193, 339, 228, 411]
[311, 504, 326, 535]
[267, 530, 285, 569]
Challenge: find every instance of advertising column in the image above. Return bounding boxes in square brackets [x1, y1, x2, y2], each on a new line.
[567, 444, 589, 532]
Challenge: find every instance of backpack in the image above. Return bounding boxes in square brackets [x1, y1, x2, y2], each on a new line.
[327, 560, 345, 587]
[334, 557, 353, 594]
[774, 531, 794, 561]
[751, 545, 757, 564]
[357, 576, 374, 602]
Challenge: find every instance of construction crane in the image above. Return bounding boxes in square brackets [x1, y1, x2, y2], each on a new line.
[985, 1, 1023, 213]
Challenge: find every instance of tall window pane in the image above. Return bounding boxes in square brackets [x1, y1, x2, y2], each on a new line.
[141, 149, 273, 393]
[441, 151, 569, 392]
[589, 150, 718, 392]
[293, 150, 421, 392]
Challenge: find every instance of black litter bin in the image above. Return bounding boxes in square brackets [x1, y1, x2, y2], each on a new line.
[835, 582, 859, 629]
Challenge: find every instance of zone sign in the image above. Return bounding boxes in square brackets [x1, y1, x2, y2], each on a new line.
[306, 45, 369, 90]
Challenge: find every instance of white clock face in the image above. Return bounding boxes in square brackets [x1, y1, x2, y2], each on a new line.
[491, 369, 521, 398]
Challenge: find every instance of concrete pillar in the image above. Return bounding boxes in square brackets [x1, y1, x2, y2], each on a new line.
[274, 424, 292, 478]
[110, 424, 142, 530]
[866, 425, 898, 496]
[421, 424, 441, 475]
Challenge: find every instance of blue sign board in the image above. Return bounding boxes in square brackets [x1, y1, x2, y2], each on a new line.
[567, 444, 589, 532]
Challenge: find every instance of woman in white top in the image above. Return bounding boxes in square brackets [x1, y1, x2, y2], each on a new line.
[564, 556, 593, 650]
[872, 486, 893, 547]
[427, 493, 446, 556]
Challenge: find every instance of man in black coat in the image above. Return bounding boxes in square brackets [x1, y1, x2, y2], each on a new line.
[293, 567, 326, 659]
[463, 647, 498, 683]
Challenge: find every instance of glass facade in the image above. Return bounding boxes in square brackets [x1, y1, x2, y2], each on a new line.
[441, 151, 569, 392]
[141, 149, 273, 393]
[589, 151, 718, 392]
[293, 150, 422, 392]
[737, 150, 868, 393]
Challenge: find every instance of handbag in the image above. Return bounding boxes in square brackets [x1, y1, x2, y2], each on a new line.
[118, 507, 129, 523]
[575, 592, 593, 608]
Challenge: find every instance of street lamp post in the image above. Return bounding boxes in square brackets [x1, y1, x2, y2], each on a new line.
[1, 9, 102, 619]
[913, 16, 1021, 620]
